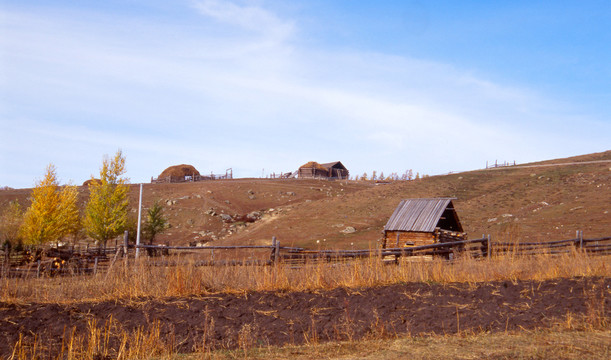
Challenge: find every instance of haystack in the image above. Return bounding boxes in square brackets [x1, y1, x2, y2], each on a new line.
[83, 178, 102, 186]
[299, 161, 327, 171]
[158, 164, 201, 178]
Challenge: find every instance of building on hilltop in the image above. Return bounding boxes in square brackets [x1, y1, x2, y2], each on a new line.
[382, 198, 465, 248]
[298, 161, 349, 179]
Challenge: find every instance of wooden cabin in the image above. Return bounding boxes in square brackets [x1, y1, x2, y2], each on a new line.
[382, 198, 465, 248]
[298, 161, 349, 179]
[320, 161, 349, 179]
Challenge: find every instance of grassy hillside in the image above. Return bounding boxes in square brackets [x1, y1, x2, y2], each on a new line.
[1, 151, 609, 249]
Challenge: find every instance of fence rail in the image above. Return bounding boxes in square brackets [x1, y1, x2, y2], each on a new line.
[151, 169, 233, 184]
[2, 232, 610, 278]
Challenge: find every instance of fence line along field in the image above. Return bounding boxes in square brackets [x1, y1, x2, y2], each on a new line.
[0, 252, 609, 359]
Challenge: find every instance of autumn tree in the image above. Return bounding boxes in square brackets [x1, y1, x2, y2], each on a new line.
[1, 200, 24, 251]
[20, 164, 80, 246]
[84, 150, 129, 250]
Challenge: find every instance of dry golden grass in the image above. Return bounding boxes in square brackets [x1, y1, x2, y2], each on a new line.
[3, 252, 610, 359]
[205, 329, 611, 360]
[9, 317, 610, 360]
[1, 251, 609, 304]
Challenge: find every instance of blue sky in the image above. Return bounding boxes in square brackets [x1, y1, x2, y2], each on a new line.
[1, 0, 610, 188]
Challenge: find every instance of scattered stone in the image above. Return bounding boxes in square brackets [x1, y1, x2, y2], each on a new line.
[249, 195, 256, 200]
[246, 211, 261, 221]
[247, 189, 255, 195]
[570, 206, 584, 211]
[195, 194, 202, 199]
[341, 226, 356, 234]
[220, 214, 233, 222]
[166, 200, 173, 206]
[501, 214, 513, 218]
[225, 200, 230, 204]
[186, 219, 194, 225]
[487, 217, 497, 222]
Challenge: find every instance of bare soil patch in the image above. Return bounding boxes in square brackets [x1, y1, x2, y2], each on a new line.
[1, 277, 608, 357]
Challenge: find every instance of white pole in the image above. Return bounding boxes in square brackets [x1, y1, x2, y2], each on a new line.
[136, 183, 143, 259]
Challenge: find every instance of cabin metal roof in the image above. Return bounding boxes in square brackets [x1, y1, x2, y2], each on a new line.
[384, 198, 456, 233]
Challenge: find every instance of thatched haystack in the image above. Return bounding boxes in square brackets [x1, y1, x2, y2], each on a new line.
[83, 178, 102, 187]
[299, 161, 327, 171]
[158, 164, 201, 178]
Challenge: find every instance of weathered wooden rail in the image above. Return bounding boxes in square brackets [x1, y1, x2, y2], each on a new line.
[2, 232, 610, 277]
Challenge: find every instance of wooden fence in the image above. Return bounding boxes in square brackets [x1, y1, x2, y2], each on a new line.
[151, 169, 233, 184]
[2, 232, 610, 278]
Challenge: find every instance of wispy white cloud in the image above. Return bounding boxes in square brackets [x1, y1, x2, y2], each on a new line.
[0, 2, 608, 188]
[190, 0, 295, 42]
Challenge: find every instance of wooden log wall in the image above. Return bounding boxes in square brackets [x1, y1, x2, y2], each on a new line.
[383, 231, 435, 248]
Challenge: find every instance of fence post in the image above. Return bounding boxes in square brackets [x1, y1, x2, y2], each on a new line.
[579, 230, 583, 250]
[3, 244, 8, 278]
[270, 237, 276, 263]
[487, 234, 492, 258]
[123, 230, 129, 267]
[275, 237, 280, 264]
[94, 257, 98, 275]
[37, 260, 41, 278]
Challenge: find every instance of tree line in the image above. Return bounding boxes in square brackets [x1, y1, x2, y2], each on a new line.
[0, 150, 167, 254]
[354, 169, 427, 181]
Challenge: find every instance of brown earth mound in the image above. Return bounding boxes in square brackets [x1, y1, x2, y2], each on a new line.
[0, 277, 607, 357]
[82, 178, 102, 186]
[159, 164, 200, 178]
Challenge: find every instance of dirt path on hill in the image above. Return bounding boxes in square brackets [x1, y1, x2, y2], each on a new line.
[1, 277, 609, 357]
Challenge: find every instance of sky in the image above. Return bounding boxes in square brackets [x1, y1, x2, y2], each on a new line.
[1, 0, 610, 188]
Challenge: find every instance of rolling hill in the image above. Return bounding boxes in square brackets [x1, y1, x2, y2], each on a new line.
[1, 151, 609, 249]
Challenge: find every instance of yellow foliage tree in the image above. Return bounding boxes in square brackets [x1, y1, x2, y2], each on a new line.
[1, 200, 24, 249]
[84, 150, 129, 249]
[20, 164, 80, 246]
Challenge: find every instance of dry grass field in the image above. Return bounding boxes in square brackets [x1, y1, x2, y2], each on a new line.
[1, 151, 610, 359]
[1, 252, 610, 359]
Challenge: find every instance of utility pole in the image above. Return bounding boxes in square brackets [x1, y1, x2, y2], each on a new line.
[136, 183, 143, 259]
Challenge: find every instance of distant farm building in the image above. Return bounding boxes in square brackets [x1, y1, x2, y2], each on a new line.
[298, 161, 349, 179]
[382, 198, 465, 248]
[152, 164, 232, 183]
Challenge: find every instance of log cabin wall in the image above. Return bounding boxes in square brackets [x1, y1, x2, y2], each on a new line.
[383, 231, 435, 247]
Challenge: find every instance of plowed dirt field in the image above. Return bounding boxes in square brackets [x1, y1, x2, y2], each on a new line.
[1, 277, 608, 357]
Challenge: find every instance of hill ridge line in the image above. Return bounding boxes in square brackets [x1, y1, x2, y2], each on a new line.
[481, 159, 611, 172]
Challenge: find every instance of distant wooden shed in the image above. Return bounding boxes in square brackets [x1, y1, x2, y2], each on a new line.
[320, 161, 349, 179]
[383, 198, 465, 248]
[298, 161, 349, 179]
